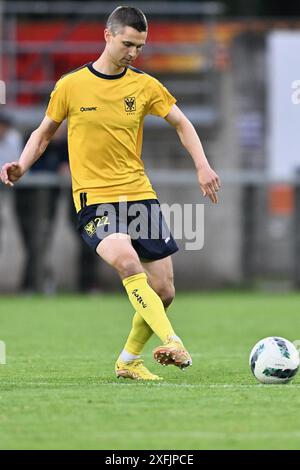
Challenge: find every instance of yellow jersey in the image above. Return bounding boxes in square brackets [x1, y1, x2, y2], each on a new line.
[46, 62, 177, 212]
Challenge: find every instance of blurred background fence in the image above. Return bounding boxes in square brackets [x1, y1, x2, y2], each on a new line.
[0, 1, 300, 293]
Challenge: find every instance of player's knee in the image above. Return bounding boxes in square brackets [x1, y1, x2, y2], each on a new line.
[117, 258, 143, 279]
[159, 284, 175, 309]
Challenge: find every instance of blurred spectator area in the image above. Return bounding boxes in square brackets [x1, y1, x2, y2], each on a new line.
[1, 13, 300, 107]
[2, 20, 233, 105]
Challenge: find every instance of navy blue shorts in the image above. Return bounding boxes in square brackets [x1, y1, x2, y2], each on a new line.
[77, 199, 178, 261]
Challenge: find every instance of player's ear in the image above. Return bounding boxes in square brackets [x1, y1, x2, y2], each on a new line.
[104, 28, 111, 43]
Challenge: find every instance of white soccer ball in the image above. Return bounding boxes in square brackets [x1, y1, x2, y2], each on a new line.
[249, 337, 300, 384]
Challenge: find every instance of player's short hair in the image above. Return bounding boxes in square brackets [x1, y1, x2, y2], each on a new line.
[106, 6, 148, 35]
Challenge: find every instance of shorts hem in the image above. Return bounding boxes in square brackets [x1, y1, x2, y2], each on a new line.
[138, 247, 179, 262]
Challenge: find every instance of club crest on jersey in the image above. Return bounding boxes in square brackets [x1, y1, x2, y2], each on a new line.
[124, 96, 136, 113]
[84, 220, 97, 237]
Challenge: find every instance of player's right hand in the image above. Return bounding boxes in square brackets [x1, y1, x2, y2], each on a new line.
[0, 162, 24, 186]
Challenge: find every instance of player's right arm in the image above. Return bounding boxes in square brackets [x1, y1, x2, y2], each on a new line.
[0, 116, 60, 187]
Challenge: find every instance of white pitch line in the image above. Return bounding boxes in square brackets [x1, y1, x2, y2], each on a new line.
[1, 381, 300, 389]
[105, 382, 300, 389]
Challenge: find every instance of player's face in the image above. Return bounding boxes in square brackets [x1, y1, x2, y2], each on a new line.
[105, 26, 147, 68]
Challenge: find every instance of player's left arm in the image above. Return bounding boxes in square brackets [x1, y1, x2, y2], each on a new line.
[165, 104, 220, 204]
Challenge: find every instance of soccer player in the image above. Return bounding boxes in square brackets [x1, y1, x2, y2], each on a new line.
[1, 6, 220, 380]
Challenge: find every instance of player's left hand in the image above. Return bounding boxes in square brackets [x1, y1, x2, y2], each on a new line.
[197, 166, 221, 204]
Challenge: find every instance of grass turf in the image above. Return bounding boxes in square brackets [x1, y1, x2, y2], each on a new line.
[1, 291, 300, 450]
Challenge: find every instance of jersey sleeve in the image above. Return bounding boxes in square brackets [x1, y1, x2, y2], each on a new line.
[46, 77, 68, 123]
[147, 78, 177, 118]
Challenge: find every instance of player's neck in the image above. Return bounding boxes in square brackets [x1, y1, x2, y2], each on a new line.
[92, 54, 125, 76]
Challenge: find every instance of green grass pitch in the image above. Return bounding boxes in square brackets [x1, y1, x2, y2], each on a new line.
[1, 291, 300, 450]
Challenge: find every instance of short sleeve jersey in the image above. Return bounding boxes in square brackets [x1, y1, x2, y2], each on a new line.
[46, 62, 177, 212]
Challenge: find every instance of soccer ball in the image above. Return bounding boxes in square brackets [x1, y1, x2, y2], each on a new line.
[249, 337, 300, 384]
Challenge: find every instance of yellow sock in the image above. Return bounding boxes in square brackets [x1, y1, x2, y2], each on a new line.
[124, 305, 172, 356]
[123, 272, 175, 343]
[124, 312, 153, 356]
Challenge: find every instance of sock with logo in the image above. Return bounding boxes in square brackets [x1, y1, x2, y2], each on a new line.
[122, 272, 175, 343]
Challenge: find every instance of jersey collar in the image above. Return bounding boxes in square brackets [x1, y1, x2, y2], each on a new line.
[87, 62, 127, 80]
